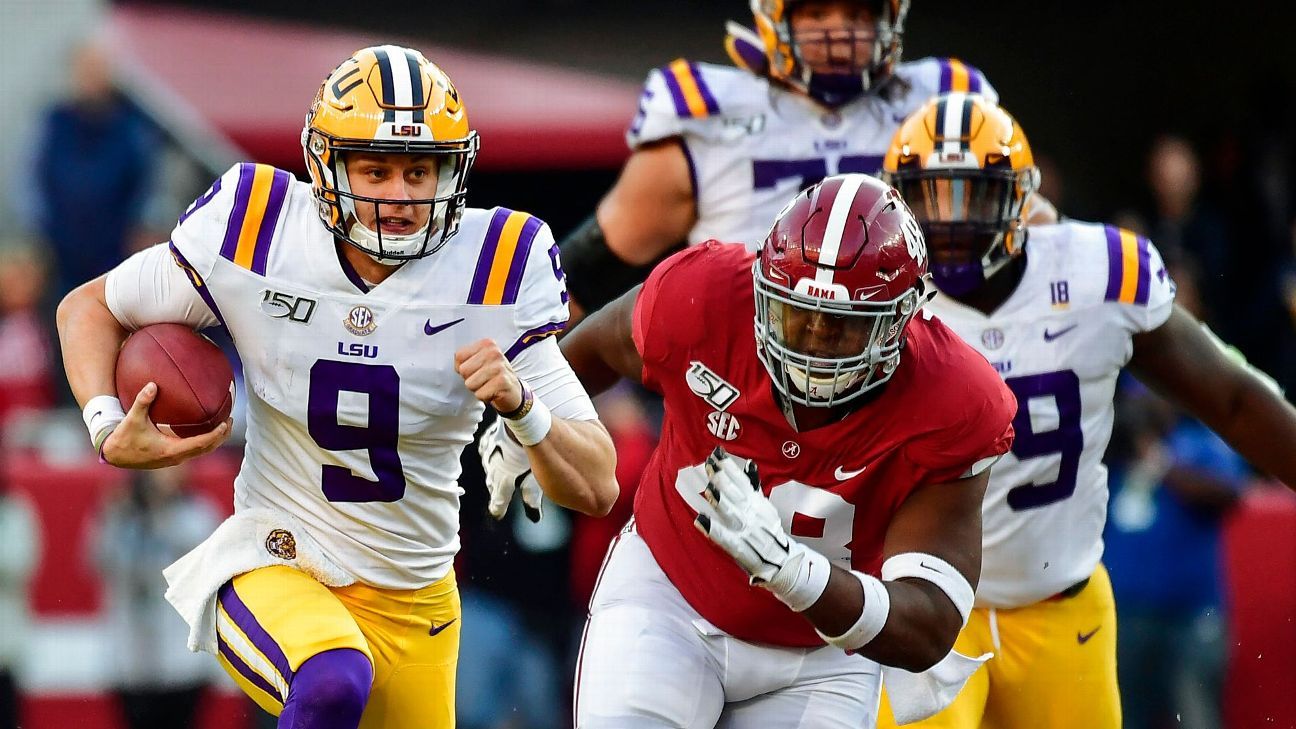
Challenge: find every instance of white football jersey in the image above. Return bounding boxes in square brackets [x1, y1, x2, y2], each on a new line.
[926, 220, 1175, 608]
[167, 163, 569, 589]
[629, 57, 997, 248]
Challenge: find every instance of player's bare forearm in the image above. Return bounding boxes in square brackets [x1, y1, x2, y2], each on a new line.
[525, 417, 619, 516]
[560, 286, 645, 396]
[1132, 306, 1296, 489]
[802, 567, 964, 672]
[56, 275, 129, 407]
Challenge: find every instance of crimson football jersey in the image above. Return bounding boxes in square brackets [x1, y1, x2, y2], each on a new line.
[631, 241, 1016, 647]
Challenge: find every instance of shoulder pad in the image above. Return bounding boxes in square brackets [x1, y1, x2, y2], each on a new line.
[895, 57, 996, 101]
[171, 162, 296, 278]
[627, 60, 765, 147]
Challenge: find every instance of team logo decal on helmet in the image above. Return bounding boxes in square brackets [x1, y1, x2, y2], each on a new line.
[747, 0, 910, 106]
[882, 93, 1040, 296]
[754, 174, 932, 408]
[302, 45, 479, 261]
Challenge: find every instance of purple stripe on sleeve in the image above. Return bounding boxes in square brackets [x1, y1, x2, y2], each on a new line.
[1103, 225, 1124, 302]
[218, 582, 295, 687]
[967, 67, 983, 94]
[499, 215, 545, 305]
[681, 141, 699, 207]
[220, 163, 256, 261]
[505, 321, 569, 360]
[1133, 235, 1152, 305]
[938, 58, 952, 93]
[179, 177, 222, 224]
[660, 66, 691, 118]
[250, 170, 292, 276]
[688, 62, 720, 115]
[218, 633, 283, 703]
[467, 208, 511, 304]
[168, 241, 228, 328]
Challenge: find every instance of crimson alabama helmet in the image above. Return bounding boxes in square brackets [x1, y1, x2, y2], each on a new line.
[754, 173, 932, 407]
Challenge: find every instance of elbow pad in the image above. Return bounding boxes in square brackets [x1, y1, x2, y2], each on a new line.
[559, 214, 676, 313]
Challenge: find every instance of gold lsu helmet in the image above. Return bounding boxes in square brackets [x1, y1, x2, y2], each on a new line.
[882, 93, 1039, 296]
[302, 45, 479, 260]
[747, 0, 909, 105]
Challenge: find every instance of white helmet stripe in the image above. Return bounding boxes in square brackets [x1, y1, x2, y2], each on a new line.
[380, 44, 416, 126]
[815, 174, 866, 285]
[941, 91, 967, 157]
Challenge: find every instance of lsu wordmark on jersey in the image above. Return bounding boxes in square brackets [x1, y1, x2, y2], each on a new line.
[166, 161, 569, 590]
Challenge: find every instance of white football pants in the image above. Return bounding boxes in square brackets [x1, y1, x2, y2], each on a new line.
[574, 524, 882, 729]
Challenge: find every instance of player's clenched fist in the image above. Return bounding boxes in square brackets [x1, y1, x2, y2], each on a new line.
[455, 339, 524, 414]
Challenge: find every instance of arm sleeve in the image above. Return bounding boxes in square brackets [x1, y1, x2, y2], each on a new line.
[105, 243, 221, 331]
[505, 220, 571, 361]
[511, 337, 598, 422]
[627, 65, 691, 148]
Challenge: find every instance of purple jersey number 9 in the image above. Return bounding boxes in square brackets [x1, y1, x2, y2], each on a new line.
[1003, 370, 1083, 511]
[307, 360, 406, 503]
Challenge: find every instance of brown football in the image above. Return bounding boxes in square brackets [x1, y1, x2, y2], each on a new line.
[115, 323, 235, 437]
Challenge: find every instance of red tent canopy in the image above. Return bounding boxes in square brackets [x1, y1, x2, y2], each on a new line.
[107, 5, 640, 171]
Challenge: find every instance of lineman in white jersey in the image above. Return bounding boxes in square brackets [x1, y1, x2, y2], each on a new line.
[553, 0, 1030, 318]
[57, 46, 616, 729]
[878, 93, 1296, 729]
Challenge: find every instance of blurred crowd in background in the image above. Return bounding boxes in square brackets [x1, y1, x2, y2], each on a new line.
[2, 1, 1296, 729]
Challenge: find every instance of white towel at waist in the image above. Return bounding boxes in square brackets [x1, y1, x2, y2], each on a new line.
[882, 649, 993, 724]
[163, 507, 356, 655]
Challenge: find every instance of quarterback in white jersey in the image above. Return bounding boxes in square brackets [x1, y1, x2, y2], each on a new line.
[556, 0, 1020, 315]
[57, 46, 616, 729]
[877, 94, 1296, 729]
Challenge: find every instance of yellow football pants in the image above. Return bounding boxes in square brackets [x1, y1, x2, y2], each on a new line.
[879, 564, 1119, 729]
[214, 565, 460, 729]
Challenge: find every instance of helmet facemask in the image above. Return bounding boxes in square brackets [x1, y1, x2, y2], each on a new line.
[304, 130, 478, 262]
[888, 166, 1038, 296]
[767, 0, 907, 106]
[754, 261, 927, 408]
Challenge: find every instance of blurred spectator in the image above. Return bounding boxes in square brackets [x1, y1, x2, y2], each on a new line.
[1140, 135, 1233, 328]
[0, 239, 56, 430]
[0, 453, 39, 729]
[31, 39, 157, 297]
[91, 463, 220, 729]
[1105, 381, 1251, 729]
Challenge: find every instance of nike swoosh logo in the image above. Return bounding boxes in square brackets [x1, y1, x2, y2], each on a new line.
[834, 465, 867, 480]
[1077, 626, 1101, 644]
[424, 318, 465, 336]
[1043, 324, 1078, 342]
[428, 618, 458, 637]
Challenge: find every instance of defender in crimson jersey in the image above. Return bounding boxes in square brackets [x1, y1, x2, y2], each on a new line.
[548, 174, 1017, 728]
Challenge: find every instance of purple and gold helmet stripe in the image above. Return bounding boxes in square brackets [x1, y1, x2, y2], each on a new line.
[939, 58, 981, 94]
[1104, 225, 1152, 305]
[217, 582, 296, 689]
[662, 60, 720, 119]
[217, 632, 283, 705]
[468, 209, 544, 305]
[505, 320, 569, 360]
[220, 164, 291, 276]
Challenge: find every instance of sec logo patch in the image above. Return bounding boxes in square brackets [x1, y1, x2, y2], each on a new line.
[706, 411, 741, 441]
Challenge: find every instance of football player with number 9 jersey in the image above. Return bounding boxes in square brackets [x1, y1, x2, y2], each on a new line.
[56, 45, 617, 729]
[877, 94, 1296, 729]
[543, 174, 1017, 728]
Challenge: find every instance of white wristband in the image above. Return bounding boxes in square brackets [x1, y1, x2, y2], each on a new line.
[82, 395, 126, 452]
[500, 384, 553, 447]
[816, 570, 891, 652]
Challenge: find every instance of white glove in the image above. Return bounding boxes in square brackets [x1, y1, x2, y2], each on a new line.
[477, 417, 544, 523]
[694, 447, 830, 612]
